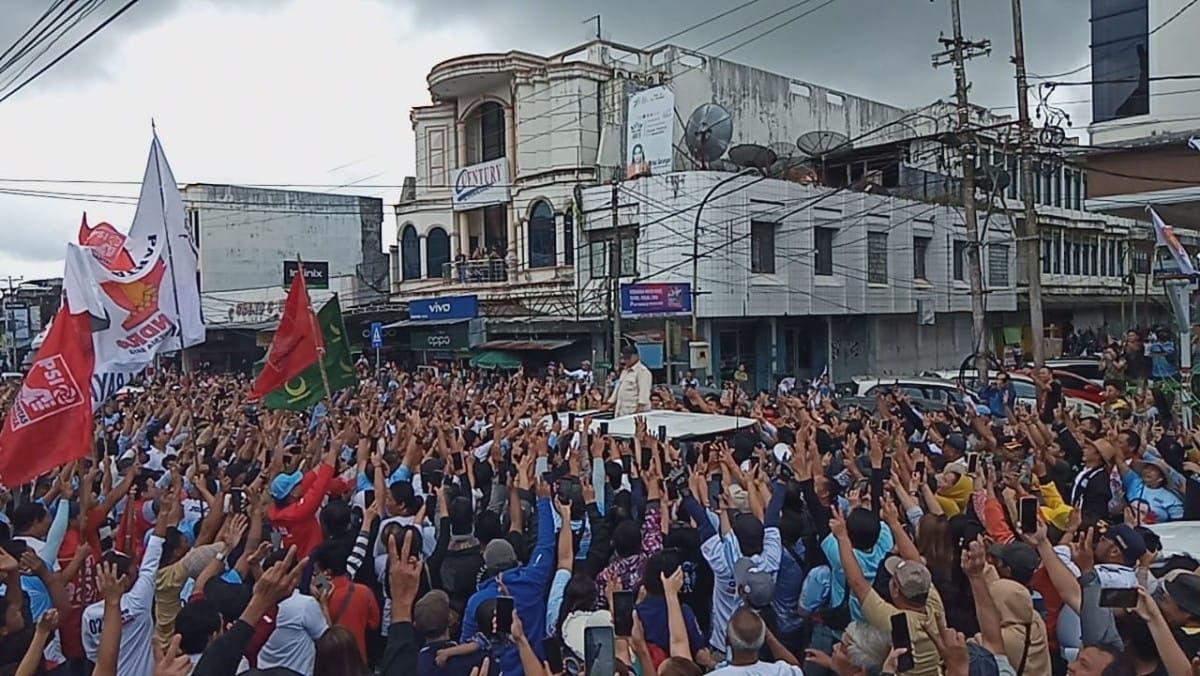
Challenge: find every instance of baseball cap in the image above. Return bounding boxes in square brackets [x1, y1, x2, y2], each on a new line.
[988, 541, 1040, 583]
[483, 539, 518, 574]
[1102, 523, 1148, 563]
[1166, 572, 1200, 617]
[885, 557, 932, 600]
[945, 433, 968, 454]
[975, 405, 993, 417]
[270, 471, 303, 500]
[733, 557, 774, 609]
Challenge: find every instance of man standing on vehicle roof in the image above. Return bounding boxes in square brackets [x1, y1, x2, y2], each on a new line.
[610, 346, 651, 418]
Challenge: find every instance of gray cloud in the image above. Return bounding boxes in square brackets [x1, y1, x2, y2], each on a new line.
[0, 0, 286, 96]
[397, 0, 1090, 119]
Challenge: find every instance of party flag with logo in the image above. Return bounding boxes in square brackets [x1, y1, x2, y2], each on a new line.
[250, 271, 324, 399]
[261, 296, 356, 410]
[0, 307, 96, 486]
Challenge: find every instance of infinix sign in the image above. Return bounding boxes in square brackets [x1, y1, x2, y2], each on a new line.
[407, 294, 479, 321]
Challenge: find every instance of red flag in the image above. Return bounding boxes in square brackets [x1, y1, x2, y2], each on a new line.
[251, 272, 323, 399]
[0, 307, 96, 486]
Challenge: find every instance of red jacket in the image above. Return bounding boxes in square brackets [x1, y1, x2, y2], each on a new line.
[268, 463, 334, 557]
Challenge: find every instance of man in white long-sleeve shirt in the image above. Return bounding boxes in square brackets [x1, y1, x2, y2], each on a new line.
[81, 486, 177, 676]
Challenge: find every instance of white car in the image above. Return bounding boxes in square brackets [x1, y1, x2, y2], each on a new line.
[839, 376, 980, 408]
[1148, 521, 1200, 561]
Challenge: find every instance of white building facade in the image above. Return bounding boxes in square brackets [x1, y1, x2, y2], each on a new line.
[578, 172, 1019, 383]
[183, 183, 387, 327]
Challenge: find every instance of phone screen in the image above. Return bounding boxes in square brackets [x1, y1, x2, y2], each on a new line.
[967, 452, 979, 475]
[1019, 496, 1038, 534]
[640, 447, 652, 472]
[599, 422, 609, 436]
[890, 613, 916, 672]
[1098, 587, 1139, 608]
[657, 425, 668, 443]
[495, 595, 515, 635]
[363, 489, 376, 508]
[612, 590, 635, 636]
[708, 474, 723, 510]
[452, 452, 464, 472]
[915, 460, 926, 475]
[230, 489, 245, 514]
[543, 637, 565, 673]
[584, 626, 616, 676]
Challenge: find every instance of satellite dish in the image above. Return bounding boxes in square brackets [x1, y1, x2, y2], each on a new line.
[796, 130, 851, 158]
[684, 103, 733, 165]
[728, 144, 777, 171]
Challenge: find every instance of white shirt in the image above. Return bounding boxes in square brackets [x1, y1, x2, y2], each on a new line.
[82, 535, 165, 676]
[257, 590, 328, 675]
[710, 662, 805, 675]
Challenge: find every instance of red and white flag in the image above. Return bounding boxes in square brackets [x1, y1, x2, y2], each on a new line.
[251, 270, 324, 399]
[1150, 207, 1196, 276]
[0, 308, 95, 486]
[65, 135, 204, 405]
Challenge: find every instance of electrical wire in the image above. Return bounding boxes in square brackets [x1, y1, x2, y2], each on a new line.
[0, 0, 70, 71]
[0, 0, 144, 105]
[0, 0, 107, 94]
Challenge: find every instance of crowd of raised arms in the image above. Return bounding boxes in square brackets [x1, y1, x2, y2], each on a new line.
[2, 350, 1200, 676]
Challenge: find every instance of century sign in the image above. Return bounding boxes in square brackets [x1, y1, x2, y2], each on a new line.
[451, 158, 510, 211]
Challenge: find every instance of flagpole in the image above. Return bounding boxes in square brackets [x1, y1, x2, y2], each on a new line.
[151, 130, 190, 375]
[299, 255, 333, 401]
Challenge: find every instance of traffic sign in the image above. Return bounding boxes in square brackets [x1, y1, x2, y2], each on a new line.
[370, 322, 383, 349]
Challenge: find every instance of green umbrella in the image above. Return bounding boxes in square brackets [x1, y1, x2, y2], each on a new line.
[470, 350, 522, 370]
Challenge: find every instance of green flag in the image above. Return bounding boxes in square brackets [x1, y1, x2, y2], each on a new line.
[260, 296, 357, 410]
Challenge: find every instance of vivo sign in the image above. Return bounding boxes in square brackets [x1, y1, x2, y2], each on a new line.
[408, 294, 479, 321]
[451, 158, 510, 211]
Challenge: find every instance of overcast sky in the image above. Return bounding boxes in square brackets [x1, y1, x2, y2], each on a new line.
[0, 0, 1091, 282]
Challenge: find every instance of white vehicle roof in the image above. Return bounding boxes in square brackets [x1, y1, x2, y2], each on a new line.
[1148, 521, 1200, 559]
[586, 410, 756, 440]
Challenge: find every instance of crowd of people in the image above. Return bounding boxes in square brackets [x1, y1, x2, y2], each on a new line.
[0, 344, 1198, 676]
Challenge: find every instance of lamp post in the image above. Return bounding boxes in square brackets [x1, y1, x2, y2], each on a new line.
[690, 168, 760, 353]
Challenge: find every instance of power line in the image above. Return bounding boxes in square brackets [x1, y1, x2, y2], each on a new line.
[0, 0, 70, 71]
[0, 0, 109, 95]
[0, 0, 143, 105]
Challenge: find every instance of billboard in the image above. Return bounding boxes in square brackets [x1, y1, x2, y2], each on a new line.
[408, 294, 479, 321]
[283, 260, 329, 289]
[451, 158, 511, 211]
[4, 304, 31, 347]
[620, 283, 691, 317]
[626, 86, 675, 179]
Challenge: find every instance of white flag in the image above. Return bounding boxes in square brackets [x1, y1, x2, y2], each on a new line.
[1150, 207, 1196, 276]
[127, 133, 205, 350]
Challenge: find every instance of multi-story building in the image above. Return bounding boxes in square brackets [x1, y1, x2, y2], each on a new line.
[184, 183, 387, 301]
[577, 172, 1018, 386]
[389, 40, 915, 365]
[1081, 0, 1200, 232]
[181, 184, 389, 370]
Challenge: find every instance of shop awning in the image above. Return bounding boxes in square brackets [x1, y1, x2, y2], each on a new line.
[470, 350, 522, 370]
[383, 318, 468, 329]
[474, 339, 574, 351]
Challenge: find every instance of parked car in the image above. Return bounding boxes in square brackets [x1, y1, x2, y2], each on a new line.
[924, 370, 1103, 417]
[837, 376, 980, 408]
[1027, 359, 1104, 385]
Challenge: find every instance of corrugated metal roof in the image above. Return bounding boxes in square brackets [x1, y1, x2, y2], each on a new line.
[475, 339, 575, 351]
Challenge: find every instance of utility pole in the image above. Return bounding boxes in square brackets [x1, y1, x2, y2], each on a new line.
[1011, 0, 1045, 366]
[1, 276, 24, 371]
[933, 0, 991, 382]
[610, 182, 622, 368]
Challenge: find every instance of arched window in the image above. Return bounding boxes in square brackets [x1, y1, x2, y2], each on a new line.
[426, 227, 450, 279]
[528, 200, 557, 269]
[563, 209, 575, 266]
[401, 225, 420, 280]
[466, 101, 506, 164]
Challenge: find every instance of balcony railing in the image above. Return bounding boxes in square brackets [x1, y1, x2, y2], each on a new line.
[442, 260, 511, 284]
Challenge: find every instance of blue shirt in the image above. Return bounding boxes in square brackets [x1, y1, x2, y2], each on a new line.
[820, 526, 894, 623]
[636, 595, 706, 657]
[772, 541, 807, 635]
